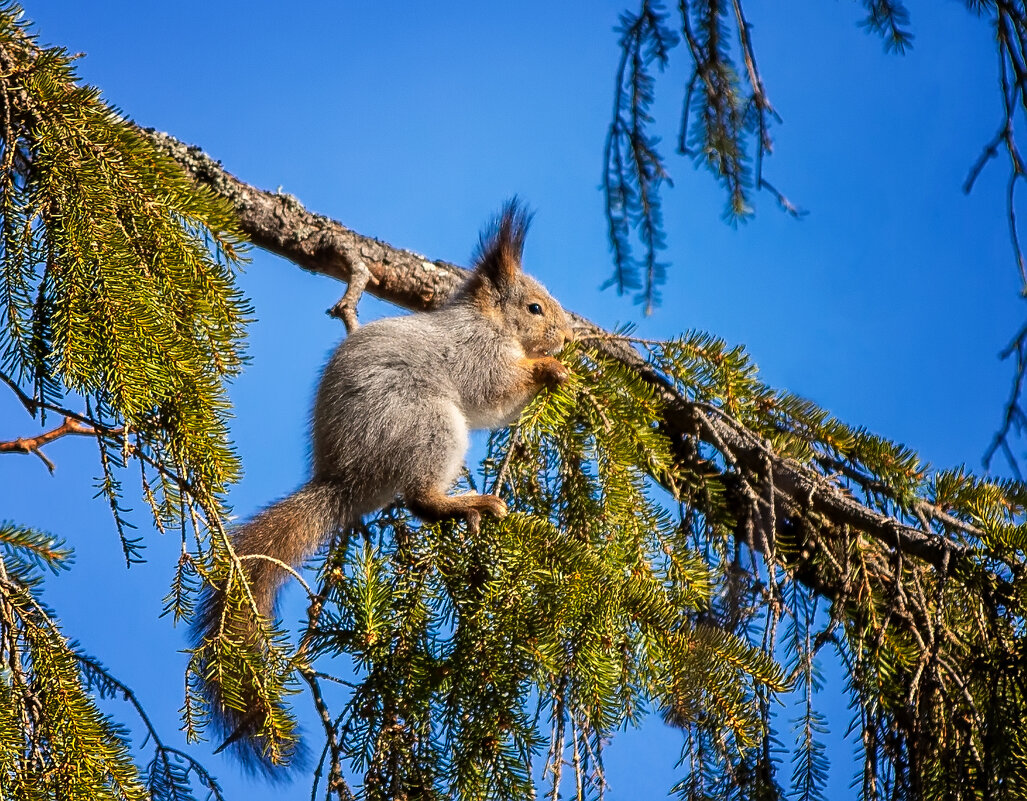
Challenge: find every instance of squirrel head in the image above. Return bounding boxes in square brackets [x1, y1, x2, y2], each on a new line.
[461, 199, 574, 357]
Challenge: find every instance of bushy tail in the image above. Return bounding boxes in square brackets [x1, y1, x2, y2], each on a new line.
[190, 480, 346, 776]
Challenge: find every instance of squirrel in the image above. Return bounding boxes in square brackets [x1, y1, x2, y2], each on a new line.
[191, 199, 574, 773]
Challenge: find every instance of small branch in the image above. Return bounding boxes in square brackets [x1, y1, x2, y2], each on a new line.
[969, 9, 1027, 472]
[0, 368, 37, 415]
[300, 667, 352, 801]
[299, 586, 353, 801]
[963, 124, 1005, 196]
[0, 416, 115, 473]
[490, 426, 521, 496]
[327, 245, 378, 334]
[813, 452, 988, 541]
[238, 553, 316, 602]
[2, 375, 215, 533]
[758, 177, 805, 218]
[696, 401, 982, 574]
[985, 321, 1027, 477]
[74, 652, 226, 801]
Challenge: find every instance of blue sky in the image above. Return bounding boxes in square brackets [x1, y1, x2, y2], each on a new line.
[1, 1, 1020, 799]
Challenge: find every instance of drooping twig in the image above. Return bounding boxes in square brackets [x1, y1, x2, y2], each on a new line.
[490, 426, 521, 496]
[74, 652, 227, 801]
[984, 321, 1027, 478]
[727, 0, 801, 218]
[968, 7, 1027, 473]
[603, 1, 677, 312]
[297, 573, 353, 801]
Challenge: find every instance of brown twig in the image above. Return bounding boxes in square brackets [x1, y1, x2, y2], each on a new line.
[0, 371, 204, 507]
[0, 416, 115, 473]
[299, 666, 352, 801]
[490, 426, 521, 496]
[327, 245, 378, 334]
[73, 652, 226, 801]
[728, 0, 803, 219]
[0, 369, 37, 415]
[967, 7, 1027, 473]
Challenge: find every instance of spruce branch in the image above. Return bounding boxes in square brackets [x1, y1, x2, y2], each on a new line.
[0, 10, 250, 561]
[152, 128, 1027, 795]
[858, 0, 914, 53]
[0, 561, 155, 799]
[972, 5, 1027, 474]
[603, 0, 677, 312]
[146, 128, 1016, 600]
[74, 652, 227, 801]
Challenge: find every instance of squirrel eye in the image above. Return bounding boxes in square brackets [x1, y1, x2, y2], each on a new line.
[528, 303, 543, 315]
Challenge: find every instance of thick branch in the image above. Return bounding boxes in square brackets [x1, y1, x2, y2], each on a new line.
[574, 331, 984, 574]
[145, 129, 1004, 597]
[146, 130, 464, 311]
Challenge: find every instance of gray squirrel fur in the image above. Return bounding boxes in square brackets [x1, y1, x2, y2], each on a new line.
[192, 200, 574, 772]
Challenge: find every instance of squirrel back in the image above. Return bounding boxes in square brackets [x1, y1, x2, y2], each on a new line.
[191, 199, 573, 772]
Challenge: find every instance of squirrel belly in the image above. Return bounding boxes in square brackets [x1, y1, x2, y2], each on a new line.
[311, 306, 542, 510]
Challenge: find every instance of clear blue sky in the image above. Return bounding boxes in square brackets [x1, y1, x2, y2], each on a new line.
[2, 1, 1019, 799]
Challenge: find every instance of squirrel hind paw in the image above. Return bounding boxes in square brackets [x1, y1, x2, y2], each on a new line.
[406, 490, 507, 524]
[475, 493, 507, 518]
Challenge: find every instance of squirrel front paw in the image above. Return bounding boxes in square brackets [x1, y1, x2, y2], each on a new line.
[532, 356, 570, 389]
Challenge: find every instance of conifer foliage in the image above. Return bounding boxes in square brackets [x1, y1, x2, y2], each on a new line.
[1, 5, 245, 799]
[604, 0, 1027, 472]
[2, 5, 1027, 801]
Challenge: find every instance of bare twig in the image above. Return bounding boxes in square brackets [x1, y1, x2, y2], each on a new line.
[0, 368, 37, 414]
[238, 553, 316, 602]
[74, 652, 226, 801]
[300, 666, 353, 801]
[0, 416, 117, 473]
[490, 426, 521, 496]
[969, 7, 1027, 472]
[327, 245, 378, 333]
[985, 322, 1027, 477]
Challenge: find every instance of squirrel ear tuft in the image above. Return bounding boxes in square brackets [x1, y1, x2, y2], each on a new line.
[471, 198, 533, 288]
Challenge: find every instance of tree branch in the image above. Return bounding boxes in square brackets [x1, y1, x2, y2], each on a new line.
[144, 129, 1013, 603]
[0, 416, 112, 473]
[144, 130, 464, 313]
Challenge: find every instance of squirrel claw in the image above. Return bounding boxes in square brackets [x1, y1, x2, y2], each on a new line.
[465, 495, 504, 536]
[549, 363, 570, 387]
[533, 356, 570, 388]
